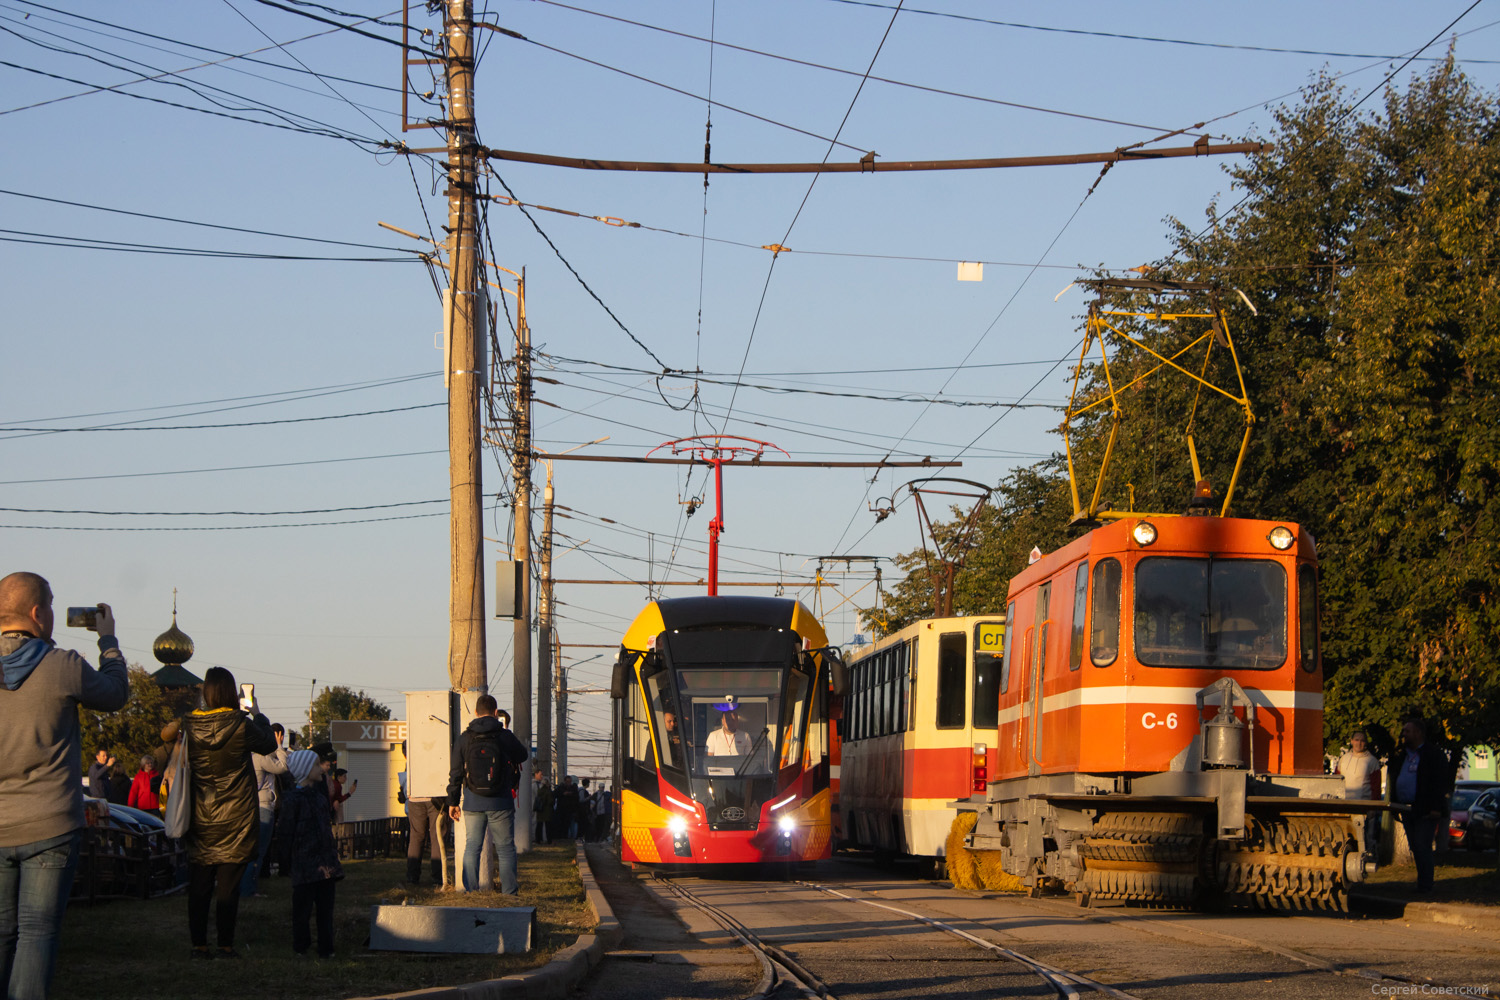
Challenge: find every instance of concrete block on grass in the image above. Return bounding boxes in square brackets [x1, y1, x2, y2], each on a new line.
[370, 905, 535, 954]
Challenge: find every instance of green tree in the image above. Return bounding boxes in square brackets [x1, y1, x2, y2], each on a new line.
[302, 685, 391, 746]
[79, 664, 193, 770]
[874, 57, 1500, 753]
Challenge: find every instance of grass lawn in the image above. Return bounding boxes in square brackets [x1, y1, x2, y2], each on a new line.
[53, 843, 593, 1000]
[1363, 847, 1500, 906]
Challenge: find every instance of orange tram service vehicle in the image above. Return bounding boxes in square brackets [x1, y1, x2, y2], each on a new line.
[610, 596, 844, 867]
[838, 615, 1004, 875]
[950, 514, 1384, 910]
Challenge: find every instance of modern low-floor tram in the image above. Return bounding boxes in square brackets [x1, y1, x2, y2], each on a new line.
[610, 596, 841, 866]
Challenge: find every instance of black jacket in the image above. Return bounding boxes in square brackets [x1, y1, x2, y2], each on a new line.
[182, 708, 277, 865]
[1390, 741, 1449, 818]
[447, 716, 527, 810]
[277, 784, 344, 886]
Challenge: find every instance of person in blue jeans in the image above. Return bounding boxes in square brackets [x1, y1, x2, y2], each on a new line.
[447, 695, 528, 894]
[241, 724, 289, 899]
[1391, 717, 1449, 893]
[0, 573, 129, 1000]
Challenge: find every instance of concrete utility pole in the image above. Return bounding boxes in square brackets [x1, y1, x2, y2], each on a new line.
[536, 461, 554, 784]
[511, 278, 534, 853]
[443, 0, 485, 696]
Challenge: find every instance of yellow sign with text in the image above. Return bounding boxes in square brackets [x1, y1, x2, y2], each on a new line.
[975, 623, 1006, 653]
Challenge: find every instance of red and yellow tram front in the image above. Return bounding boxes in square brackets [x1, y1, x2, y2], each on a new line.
[615, 596, 835, 865]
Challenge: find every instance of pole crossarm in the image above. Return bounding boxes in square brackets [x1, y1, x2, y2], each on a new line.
[482, 141, 1272, 174]
[533, 453, 960, 468]
[552, 579, 822, 587]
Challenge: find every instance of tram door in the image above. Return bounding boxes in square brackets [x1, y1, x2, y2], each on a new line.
[1026, 582, 1051, 777]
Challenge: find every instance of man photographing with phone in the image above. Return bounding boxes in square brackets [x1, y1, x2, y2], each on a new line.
[0, 572, 128, 1000]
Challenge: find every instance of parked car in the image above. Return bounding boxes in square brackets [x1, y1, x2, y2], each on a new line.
[1447, 780, 1500, 849]
[1457, 788, 1498, 851]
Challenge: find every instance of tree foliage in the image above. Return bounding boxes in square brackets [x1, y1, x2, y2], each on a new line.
[80, 664, 195, 769]
[302, 685, 391, 745]
[872, 58, 1500, 753]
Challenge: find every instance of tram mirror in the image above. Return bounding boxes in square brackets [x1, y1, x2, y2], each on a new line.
[610, 649, 634, 700]
[826, 648, 848, 697]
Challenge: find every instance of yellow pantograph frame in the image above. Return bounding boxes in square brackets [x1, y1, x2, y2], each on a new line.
[1063, 280, 1254, 523]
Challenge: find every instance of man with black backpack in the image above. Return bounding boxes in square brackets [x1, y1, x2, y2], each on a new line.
[447, 695, 528, 894]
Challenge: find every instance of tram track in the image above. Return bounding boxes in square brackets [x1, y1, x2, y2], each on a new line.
[992, 889, 1477, 994]
[653, 872, 1144, 1000]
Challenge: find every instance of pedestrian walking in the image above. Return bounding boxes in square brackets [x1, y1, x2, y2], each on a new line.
[181, 666, 277, 959]
[0, 573, 129, 1000]
[447, 695, 528, 894]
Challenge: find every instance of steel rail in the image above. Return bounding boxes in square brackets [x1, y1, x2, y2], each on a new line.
[652, 874, 833, 999]
[1001, 892, 1475, 995]
[799, 880, 1143, 1000]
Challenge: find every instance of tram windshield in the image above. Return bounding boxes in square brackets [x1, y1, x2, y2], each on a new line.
[644, 628, 815, 828]
[1134, 557, 1287, 669]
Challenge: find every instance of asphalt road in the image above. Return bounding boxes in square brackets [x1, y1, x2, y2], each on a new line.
[574, 849, 1498, 1000]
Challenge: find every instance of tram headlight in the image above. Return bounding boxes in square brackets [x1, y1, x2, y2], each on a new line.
[1268, 525, 1295, 550]
[1132, 521, 1158, 547]
[778, 816, 796, 834]
[667, 815, 688, 837]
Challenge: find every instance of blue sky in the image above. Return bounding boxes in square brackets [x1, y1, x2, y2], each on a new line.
[3, 0, 1496, 773]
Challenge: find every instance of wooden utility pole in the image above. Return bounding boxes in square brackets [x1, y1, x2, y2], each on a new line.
[556, 662, 568, 779]
[535, 462, 555, 784]
[444, 0, 486, 696]
[511, 279, 534, 853]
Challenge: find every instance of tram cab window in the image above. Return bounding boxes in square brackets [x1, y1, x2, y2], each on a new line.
[643, 671, 683, 772]
[1298, 564, 1319, 673]
[972, 622, 1003, 728]
[936, 632, 967, 729]
[1068, 561, 1089, 671]
[999, 602, 1016, 692]
[780, 668, 810, 768]
[1134, 557, 1287, 669]
[1090, 559, 1122, 666]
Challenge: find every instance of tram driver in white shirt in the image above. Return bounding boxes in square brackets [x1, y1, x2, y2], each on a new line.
[706, 707, 753, 756]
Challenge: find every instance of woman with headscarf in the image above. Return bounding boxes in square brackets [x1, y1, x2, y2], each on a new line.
[181, 666, 276, 959]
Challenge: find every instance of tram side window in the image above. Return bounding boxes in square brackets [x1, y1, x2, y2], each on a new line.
[1091, 558, 1122, 666]
[1298, 564, 1319, 673]
[972, 621, 1002, 728]
[876, 650, 888, 734]
[863, 657, 874, 739]
[876, 650, 888, 738]
[936, 632, 967, 729]
[895, 640, 910, 731]
[858, 665, 870, 743]
[628, 687, 655, 768]
[999, 602, 1015, 692]
[1068, 561, 1089, 671]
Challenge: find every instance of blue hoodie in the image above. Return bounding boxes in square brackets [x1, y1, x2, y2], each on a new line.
[2, 636, 52, 691]
[0, 634, 128, 846]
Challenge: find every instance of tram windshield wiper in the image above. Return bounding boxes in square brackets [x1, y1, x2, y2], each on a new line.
[736, 727, 771, 776]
